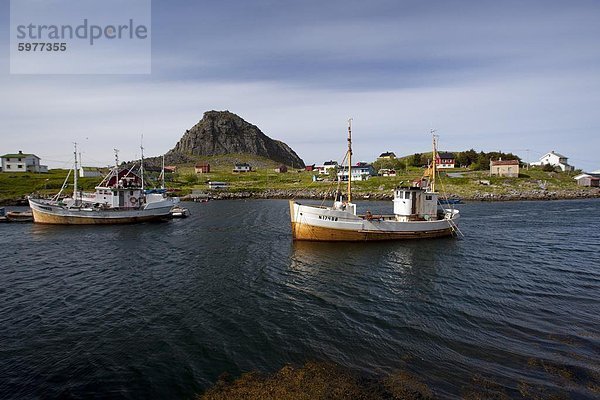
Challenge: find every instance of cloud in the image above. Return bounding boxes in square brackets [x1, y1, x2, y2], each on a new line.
[0, 69, 598, 170]
[1, 0, 599, 171]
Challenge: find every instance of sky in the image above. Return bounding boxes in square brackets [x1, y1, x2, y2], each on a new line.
[1, 0, 600, 171]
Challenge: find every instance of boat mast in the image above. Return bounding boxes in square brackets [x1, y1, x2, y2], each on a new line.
[431, 129, 438, 193]
[114, 149, 120, 187]
[140, 135, 145, 191]
[73, 142, 78, 204]
[347, 118, 353, 203]
[161, 155, 165, 189]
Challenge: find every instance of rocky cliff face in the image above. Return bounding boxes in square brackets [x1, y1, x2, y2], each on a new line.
[167, 111, 305, 167]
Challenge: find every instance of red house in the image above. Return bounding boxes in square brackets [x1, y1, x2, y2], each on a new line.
[435, 152, 455, 169]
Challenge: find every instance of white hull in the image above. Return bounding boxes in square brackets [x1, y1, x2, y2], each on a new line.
[289, 200, 459, 241]
[28, 198, 173, 225]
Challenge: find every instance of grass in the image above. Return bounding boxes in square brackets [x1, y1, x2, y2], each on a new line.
[0, 169, 99, 203]
[0, 156, 594, 204]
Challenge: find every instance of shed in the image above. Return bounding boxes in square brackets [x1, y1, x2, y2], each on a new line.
[574, 174, 600, 187]
[195, 163, 210, 174]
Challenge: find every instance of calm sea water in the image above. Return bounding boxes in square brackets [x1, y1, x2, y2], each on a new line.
[0, 199, 599, 399]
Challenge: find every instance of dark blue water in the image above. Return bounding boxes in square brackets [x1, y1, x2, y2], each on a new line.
[1, 199, 599, 399]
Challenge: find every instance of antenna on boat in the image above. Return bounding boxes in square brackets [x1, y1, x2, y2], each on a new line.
[114, 149, 120, 187]
[347, 118, 353, 203]
[73, 142, 78, 205]
[140, 134, 145, 192]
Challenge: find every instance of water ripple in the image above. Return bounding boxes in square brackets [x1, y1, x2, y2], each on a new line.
[1, 199, 599, 399]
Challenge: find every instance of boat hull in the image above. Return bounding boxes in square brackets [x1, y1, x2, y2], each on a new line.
[29, 199, 171, 225]
[289, 200, 458, 241]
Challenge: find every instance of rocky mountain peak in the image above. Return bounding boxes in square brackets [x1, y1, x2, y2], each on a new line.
[167, 111, 305, 167]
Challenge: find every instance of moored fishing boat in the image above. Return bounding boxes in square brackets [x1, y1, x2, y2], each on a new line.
[289, 122, 461, 241]
[29, 144, 179, 225]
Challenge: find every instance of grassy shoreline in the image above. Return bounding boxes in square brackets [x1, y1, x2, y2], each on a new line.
[1, 161, 598, 206]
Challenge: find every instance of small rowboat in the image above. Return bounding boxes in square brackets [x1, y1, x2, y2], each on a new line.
[170, 206, 190, 218]
[7, 210, 34, 222]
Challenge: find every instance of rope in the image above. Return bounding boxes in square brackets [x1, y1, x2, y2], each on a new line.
[434, 169, 464, 238]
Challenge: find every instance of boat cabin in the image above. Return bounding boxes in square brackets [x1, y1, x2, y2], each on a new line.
[79, 169, 144, 209]
[393, 187, 438, 221]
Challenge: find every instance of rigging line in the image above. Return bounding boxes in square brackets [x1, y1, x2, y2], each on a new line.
[320, 151, 348, 207]
[433, 167, 464, 238]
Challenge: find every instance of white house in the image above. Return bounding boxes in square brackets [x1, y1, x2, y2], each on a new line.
[79, 166, 104, 178]
[233, 163, 251, 172]
[1, 151, 48, 173]
[530, 151, 574, 171]
[337, 163, 376, 181]
[315, 160, 338, 174]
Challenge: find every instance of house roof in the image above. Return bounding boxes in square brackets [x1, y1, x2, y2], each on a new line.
[575, 173, 600, 180]
[546, 151, 567, 158]
[195, 163, 210, 167]
[437, 152, 455, 159]
[379, 151, 396, 157]
[323, 160, 338, 165]
[491, 159, 519, 166]
[234, 163, 250, 167]
[1, 153, 37, 158]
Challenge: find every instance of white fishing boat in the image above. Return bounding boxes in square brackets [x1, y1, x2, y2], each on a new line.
[29, 144, 179, 225]
[289, 121, 461, 241]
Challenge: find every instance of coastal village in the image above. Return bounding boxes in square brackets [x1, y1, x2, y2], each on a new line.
[1, 112, 599, 217]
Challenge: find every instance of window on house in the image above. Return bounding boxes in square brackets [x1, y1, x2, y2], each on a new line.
[18, 158, 22, 162]
[6, 165, 10, 169]
[18, 165, 23, 168]
[405, 192, 411, 199]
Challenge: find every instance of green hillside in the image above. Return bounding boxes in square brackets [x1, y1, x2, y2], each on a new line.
[0, 154, 596, 205]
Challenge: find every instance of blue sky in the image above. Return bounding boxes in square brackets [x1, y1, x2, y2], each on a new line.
[1, 0, 600, 170]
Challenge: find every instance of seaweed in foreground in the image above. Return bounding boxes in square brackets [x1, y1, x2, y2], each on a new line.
[198, 361, 433, 400]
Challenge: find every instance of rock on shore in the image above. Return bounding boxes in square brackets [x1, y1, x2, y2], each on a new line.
[183, 188, 600, 202]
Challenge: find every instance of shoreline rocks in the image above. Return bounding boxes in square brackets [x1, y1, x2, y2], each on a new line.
[182, 188, 600, 202]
